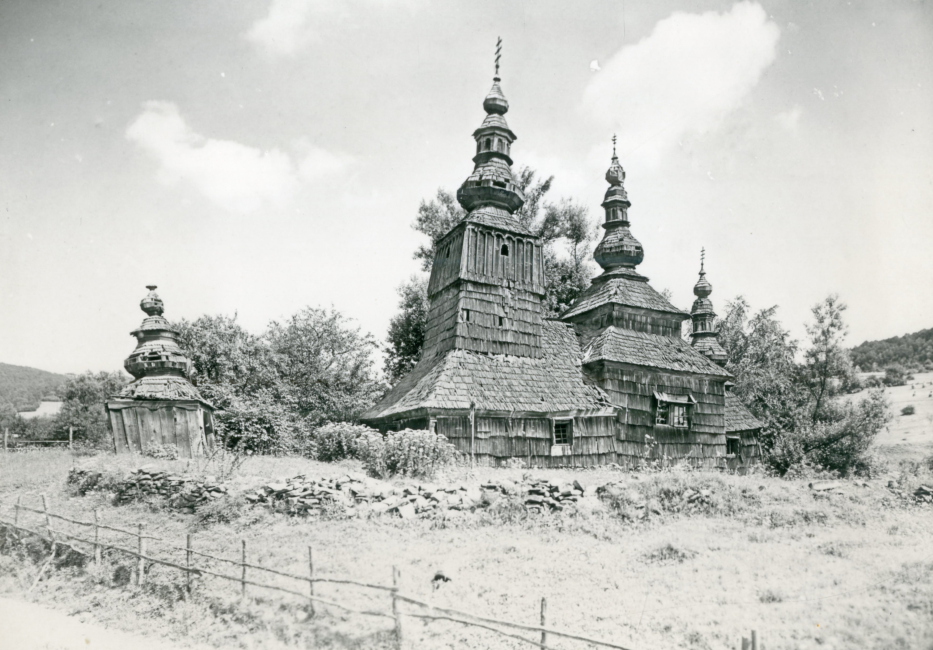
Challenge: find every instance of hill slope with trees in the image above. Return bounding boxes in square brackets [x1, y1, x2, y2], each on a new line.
[0, 362, 68, 415]
[850, 327, 933, 372]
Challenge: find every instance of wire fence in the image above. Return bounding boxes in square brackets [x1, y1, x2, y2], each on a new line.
[0, 494, 746, 650]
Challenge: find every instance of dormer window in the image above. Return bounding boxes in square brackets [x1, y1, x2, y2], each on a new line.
[500, 244, 509, 256]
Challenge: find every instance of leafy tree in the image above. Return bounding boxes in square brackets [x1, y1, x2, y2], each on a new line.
[174, 307, 382, 453]
[55, 371, 128, 446]
[266, 307, 382, 426]
[384, 276, 429, 384]
[882, 364, 908, 387]
[718, 298, 809, 449]
[803, 295, 852, 421]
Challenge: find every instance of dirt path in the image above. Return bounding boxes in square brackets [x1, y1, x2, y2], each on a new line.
[0, 596, 209, 650]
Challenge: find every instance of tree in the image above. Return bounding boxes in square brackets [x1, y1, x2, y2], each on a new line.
[717, 298, 809, 449]
[55, 371, 129, 446]
[803, 295, 852, 421]
[384, 276, 429, 384]
[266, 307, 383, 426]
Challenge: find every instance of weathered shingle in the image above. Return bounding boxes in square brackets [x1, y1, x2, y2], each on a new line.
[362, 321, 609, 420]
[562, 271, 687, 319]
[581, 326, 733, 378]
[725, 393, 763, 432]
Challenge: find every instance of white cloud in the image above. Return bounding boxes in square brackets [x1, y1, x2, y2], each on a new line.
[246, 0, 318, 58]
[582, 2, 780, 164]
[126, 102, 349, 213]
[776, 105, 803, 131]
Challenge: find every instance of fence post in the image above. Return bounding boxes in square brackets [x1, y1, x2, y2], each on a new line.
[3, 427, 8, 453]
[40, 494, 53, 541]
[392, 566, 403, 649]
[741, 636, 750, 650]
[307, 546, 315, 617]
[540, 597, 547, 649]
[240, 539, 247, 599]
[69, 427, 73, 451]
[136, 524, 146, 586]
[186, 533, 193, 596]
[93, 510, 101, 568]
[14, 495, 21, 526]
[751, 630, 758, 650]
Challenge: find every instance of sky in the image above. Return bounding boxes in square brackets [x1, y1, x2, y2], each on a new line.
[1, 0, 931, 375]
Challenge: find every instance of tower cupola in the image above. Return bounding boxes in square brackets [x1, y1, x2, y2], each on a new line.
[593, 137, 644, 270]
[689, 250, 728, 366]
[124, 285, 192, 380]
[456, 38, 526, 214]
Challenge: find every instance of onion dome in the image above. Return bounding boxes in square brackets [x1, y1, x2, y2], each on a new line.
[593, 137, 644, 270]
[689, 251, 728, 366]
[456, 38, 526, 215]
[123, 286, 192, 380]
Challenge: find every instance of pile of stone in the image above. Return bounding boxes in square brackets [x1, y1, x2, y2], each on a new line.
[67, 468, 105, 496]
[113, 466, 227, 510]
[914, 484, 933, 504]
[245, 474, 606, 519]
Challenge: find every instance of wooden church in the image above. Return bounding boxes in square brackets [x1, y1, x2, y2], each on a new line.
[361, 52, 761, 468]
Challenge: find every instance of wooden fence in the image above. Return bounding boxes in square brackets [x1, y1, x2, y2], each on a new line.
[0, 496, 764, 650]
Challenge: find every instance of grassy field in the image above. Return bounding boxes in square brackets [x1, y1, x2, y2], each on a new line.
[874, 371, 933, 463]
[1, 434, 932, 650]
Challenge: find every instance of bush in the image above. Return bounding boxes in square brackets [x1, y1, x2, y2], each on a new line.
[901, 405, 916, 416]
[313, 422, 373, 462]
[767, 389, 891, 477]
[883, 364, 908, 387]
[354, 428, 460, 479]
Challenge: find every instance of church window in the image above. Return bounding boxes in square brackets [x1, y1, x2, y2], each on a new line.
[655, 394, 692, 428]
[726, 437, 741, 455]
[484, 137, 491, 151]
[498, 316, 504, 327]
[553, 420, 573, 446]
[462, 309, 471, 322]
[496, 139, 503, 152]
[500, 244, 509, 256]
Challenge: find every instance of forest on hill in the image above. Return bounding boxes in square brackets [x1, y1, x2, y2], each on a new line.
[0, 362, 68, 416]
[850, 327, 933, 372]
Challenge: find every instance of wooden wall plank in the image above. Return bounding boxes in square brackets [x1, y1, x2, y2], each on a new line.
[123, 409, 142, 453]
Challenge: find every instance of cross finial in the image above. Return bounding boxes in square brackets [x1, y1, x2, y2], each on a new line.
[700, 247, 706, 273]
[612, 134, 617, 158]
[495, 37, 502, 77]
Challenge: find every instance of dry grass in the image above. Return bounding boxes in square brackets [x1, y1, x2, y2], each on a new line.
[1, 448, 932, 650]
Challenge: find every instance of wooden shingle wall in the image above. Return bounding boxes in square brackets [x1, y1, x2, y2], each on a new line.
[570, 304, 685, 339]
[436, 415, 618, 468]
[107, 401, 213, 458]
[588, 363, 728, 468]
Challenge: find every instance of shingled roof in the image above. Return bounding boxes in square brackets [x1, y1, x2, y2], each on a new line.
[725, 393, 763, 432]
[362, 321, 610, 421]
[562, 269, 687, 320]
[581, 326, 733, 378]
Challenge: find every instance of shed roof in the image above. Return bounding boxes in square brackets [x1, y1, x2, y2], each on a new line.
[362, 320, 609, 421]
[581, 327, 733, 378]
[117, 375, 211, 406]
[725, 392, 763, 432]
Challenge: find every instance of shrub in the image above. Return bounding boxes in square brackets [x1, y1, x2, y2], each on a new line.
[313, 422, 373, 462]
[883, 364, 908, 387]
[901, 405, 916, 416]
[143, 443, 179, 460]
[354, 428, 459, 479]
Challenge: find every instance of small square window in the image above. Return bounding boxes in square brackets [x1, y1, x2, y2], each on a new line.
[656, 401, 689, 428]
[553, 420, 572, 446]
[726, 437, 741, 455]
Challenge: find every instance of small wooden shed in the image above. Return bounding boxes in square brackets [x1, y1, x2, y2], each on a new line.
[106, 286, 215, 457]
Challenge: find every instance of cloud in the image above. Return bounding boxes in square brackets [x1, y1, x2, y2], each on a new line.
[246, 0, 319, 57]
[582, 2, 780, 164]
[126, 102, 349, 213]
[775, 105, 803, 131]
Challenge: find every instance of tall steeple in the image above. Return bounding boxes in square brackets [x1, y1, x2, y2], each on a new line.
[456, 38, 526, 215]
[689, 250, 728, 366]
[592, 137, 645, 271]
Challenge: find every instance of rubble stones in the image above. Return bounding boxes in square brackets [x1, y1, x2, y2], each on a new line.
[111, 467, 227, 511]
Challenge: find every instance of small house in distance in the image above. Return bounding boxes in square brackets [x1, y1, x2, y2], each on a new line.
[106, 286, 215, 457]
[361, 50, 762, 468]
[17, 399, 64, 420]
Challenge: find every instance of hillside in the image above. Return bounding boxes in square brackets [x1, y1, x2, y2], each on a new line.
[0, 362, 68, 413]
[850, 327, 933, 371]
